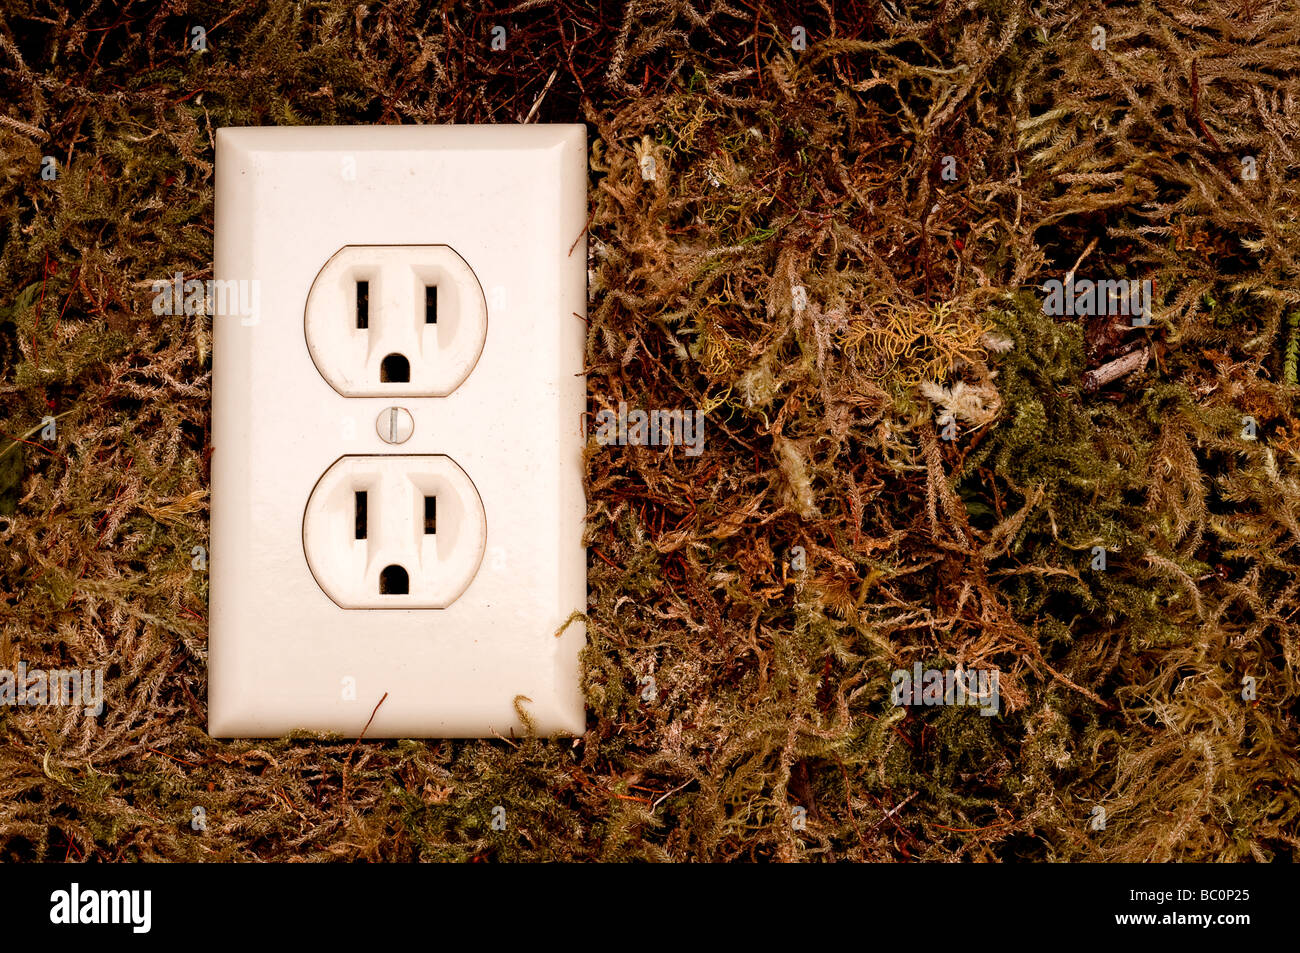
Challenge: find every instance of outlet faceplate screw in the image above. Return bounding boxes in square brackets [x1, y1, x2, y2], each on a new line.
[377, 407, 414, 444]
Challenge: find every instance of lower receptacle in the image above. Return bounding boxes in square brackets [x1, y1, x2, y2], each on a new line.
[303, 455, 486, 609]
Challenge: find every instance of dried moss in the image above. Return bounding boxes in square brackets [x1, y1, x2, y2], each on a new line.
[0, 0, 1296, 862]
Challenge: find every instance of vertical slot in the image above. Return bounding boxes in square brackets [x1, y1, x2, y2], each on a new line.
[354, 491, 367, 540]
[356, 280, 369, 329]
[425, 285, 437, 324]
[424, 496, 436, 535]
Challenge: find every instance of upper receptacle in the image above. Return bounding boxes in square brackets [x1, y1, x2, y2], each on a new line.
[305, 245, 488, 396]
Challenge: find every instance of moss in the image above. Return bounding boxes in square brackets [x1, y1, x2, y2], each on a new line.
[0, 0, 1296, 862]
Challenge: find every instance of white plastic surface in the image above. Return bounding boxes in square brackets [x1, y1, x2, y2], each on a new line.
[209, 125, 588, 738]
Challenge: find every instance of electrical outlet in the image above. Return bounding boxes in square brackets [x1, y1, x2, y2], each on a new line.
[209, 125, 588, 738]
[302, 454, 487, 609]
[305, 244, 489, 397]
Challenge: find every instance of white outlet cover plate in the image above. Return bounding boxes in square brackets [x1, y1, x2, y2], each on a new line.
[209, 125, 588, 738]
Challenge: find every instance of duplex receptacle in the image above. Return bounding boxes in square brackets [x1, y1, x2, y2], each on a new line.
[211, 124, 587, 739]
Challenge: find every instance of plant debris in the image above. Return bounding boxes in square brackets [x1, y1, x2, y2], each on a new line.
[0, 0, 1297, 862]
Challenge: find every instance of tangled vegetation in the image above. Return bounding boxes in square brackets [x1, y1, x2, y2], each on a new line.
[0, 0, 1296, 861]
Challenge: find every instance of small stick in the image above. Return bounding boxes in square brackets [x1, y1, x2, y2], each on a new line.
[1189, 60, 1223, 152]
[524, 69, 558, 123]
[1063, 237, 1098, 291]
[341, 691, 388, 806]
[866, 791, 919, 834]
[1082, 346, 1150, 393]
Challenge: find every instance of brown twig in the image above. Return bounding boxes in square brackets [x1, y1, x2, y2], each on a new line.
[866, 790, 918, 835]
[524, 69, 558, 122]
[1189, 59, 1223, 152]
[341, 692, 389, 807]
[1082, 346, 1150, 393]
